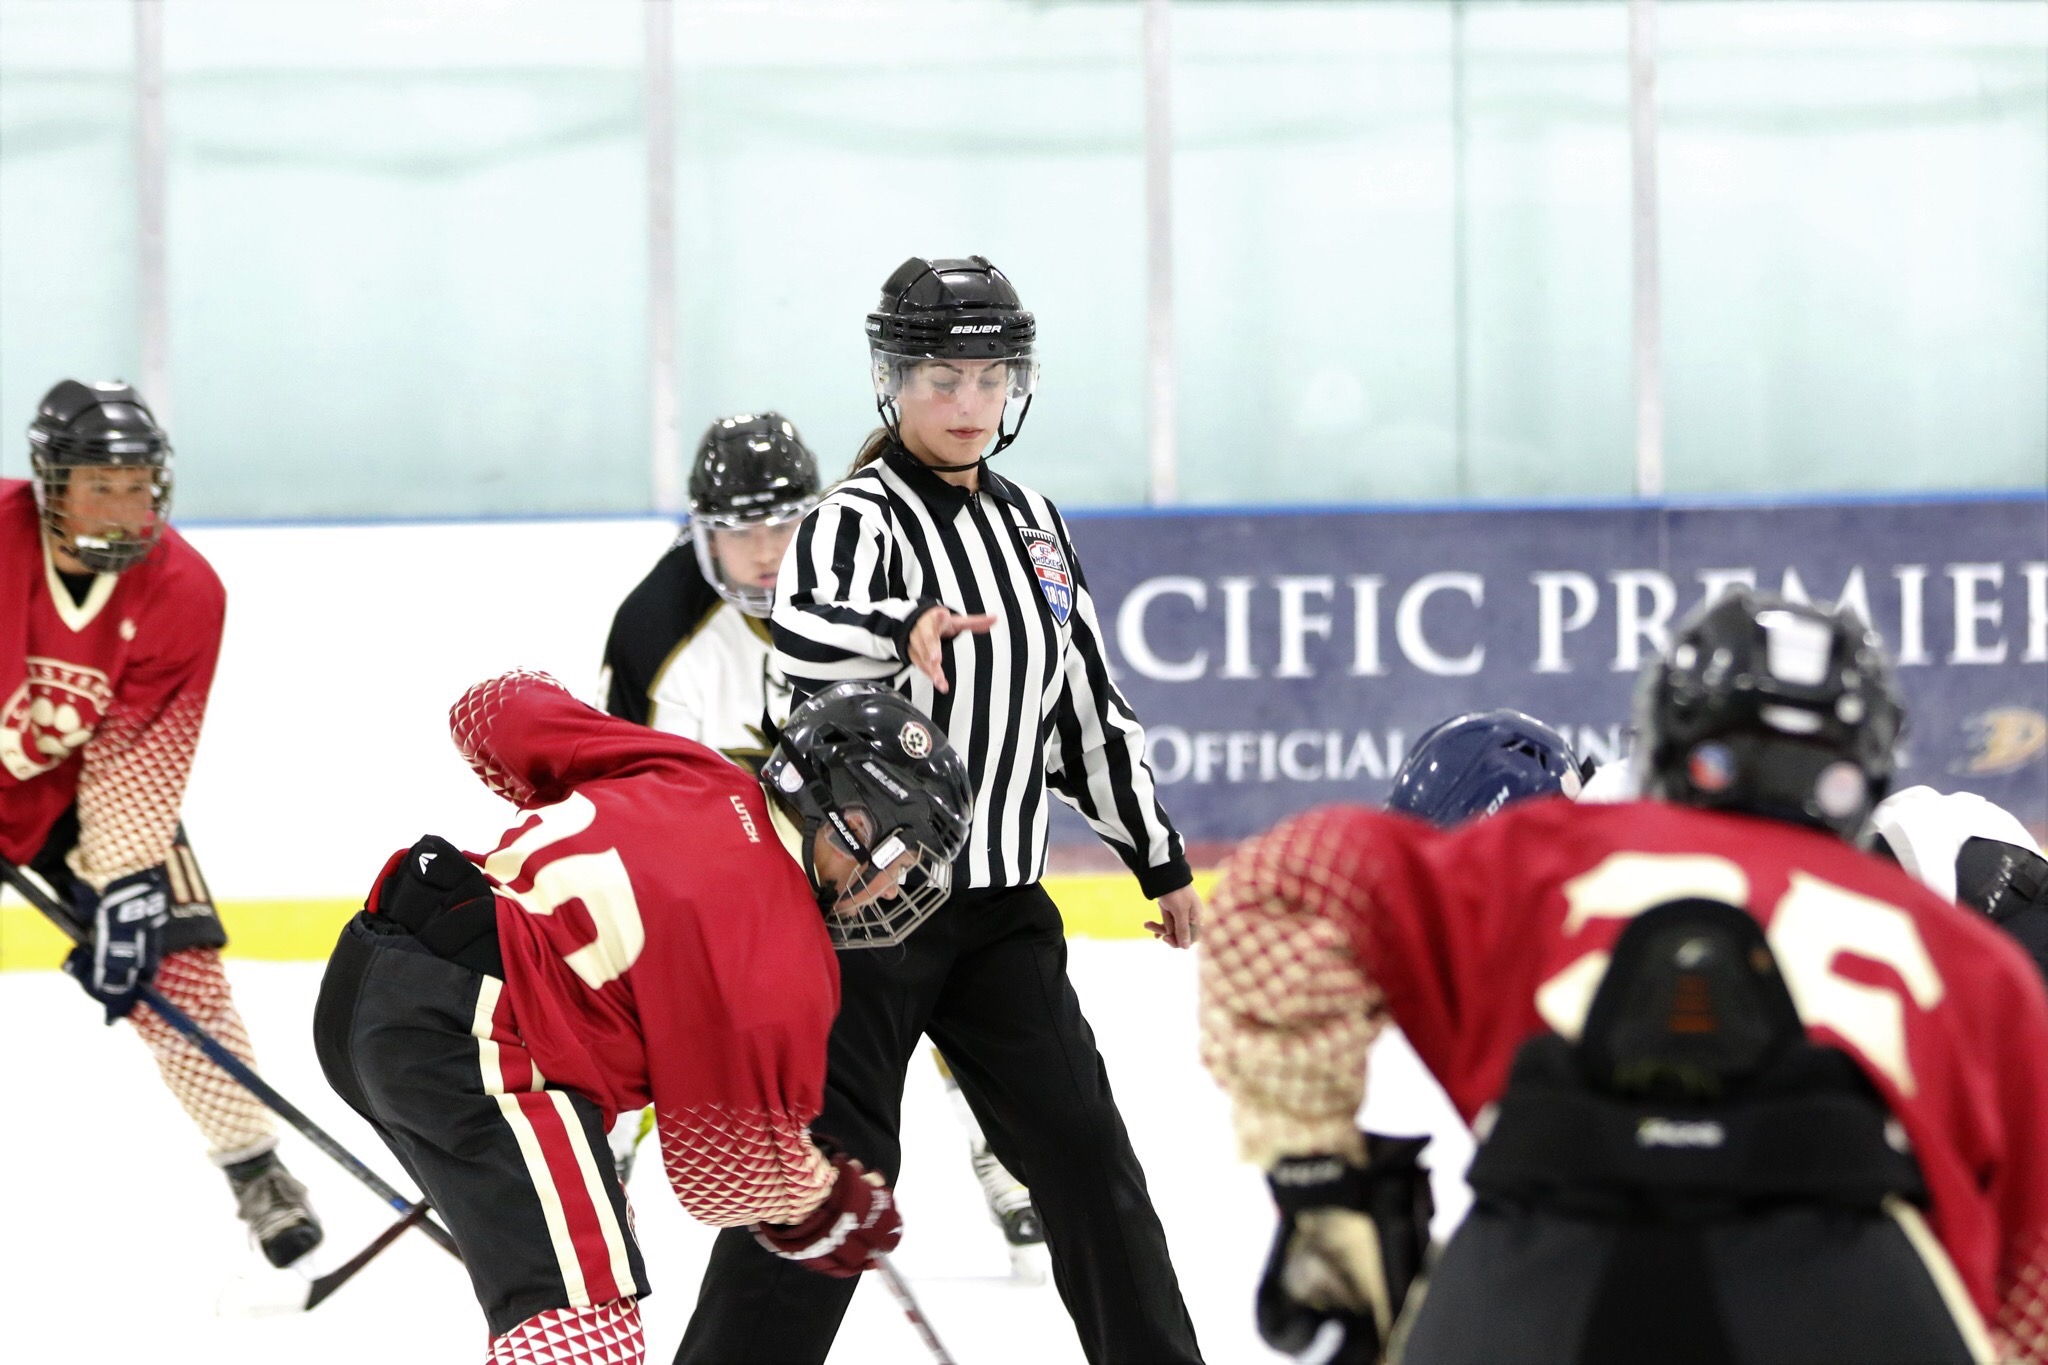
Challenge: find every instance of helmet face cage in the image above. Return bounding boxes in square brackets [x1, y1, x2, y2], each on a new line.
[762, 681, 974, 949]
[27, 380, 173, 574]
[1387, 709, 1582, 829]
[1637, 590, 1904, 839]
[817, 803, 957, 949]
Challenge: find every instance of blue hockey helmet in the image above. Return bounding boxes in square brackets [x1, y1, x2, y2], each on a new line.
[1387, 709, 1583, 828]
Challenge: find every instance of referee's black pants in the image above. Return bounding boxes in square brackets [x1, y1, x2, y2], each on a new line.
[674, 882, 1203, 1365]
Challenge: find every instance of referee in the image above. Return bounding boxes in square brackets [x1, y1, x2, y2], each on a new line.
[674, 256, 1204, 1364]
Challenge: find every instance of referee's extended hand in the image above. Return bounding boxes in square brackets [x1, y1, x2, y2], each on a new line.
[908, 605, 997, 693]
[1146, 884, 1202, 949]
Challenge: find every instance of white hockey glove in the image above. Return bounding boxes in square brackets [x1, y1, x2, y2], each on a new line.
[1257, 1133, 1433, 1365]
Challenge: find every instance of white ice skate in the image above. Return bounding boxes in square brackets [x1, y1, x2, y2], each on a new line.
[972, 1141, 1049, 1285]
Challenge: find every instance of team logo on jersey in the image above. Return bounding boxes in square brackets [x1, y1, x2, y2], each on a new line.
[0, 658, 113, 781]
[1953, 706, 2046, 776]
[1018, 527, 1072, 626]
[898, 720, 932, 759]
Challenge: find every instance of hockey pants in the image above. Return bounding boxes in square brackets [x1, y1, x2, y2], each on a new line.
[314, 912, 650, 1342]
[1396, 1198, 1988, 1365]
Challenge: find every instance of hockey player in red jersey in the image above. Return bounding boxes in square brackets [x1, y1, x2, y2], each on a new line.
[313, 671, 972, 1363]
[0, 379, 321, 1266]
[1203, 590, 2048, 1365]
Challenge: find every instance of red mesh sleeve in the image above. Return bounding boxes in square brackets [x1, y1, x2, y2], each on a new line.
[1200, 807, 1391, 1168]
[655, 1101, 835, 1228]
[1998, 1225, 2048, 1363]
[70, 592, 219, 885]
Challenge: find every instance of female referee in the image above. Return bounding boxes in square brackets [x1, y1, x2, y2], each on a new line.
[674, 256, 1204, 1365]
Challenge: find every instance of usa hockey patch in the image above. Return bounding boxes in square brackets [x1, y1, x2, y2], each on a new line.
[1018, 527, 1072, 625]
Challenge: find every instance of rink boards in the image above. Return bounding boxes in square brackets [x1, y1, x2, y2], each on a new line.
[2, 492, 2038, 945]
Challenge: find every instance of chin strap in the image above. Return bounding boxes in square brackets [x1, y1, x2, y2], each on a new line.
[873, 393, 1035, 473]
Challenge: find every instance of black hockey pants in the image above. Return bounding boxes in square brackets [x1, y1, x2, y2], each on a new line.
[1396, 1200, 1984, 1365]
[674, 882, 1203, 1365]
[314, 912, 650, 1337]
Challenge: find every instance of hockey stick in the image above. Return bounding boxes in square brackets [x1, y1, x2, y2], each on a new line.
[0, 858, 460, 1260]
[218, 1202, 435, 1316]
[305, 1203, 433, 1309]
[874, 1253, 958, 1365]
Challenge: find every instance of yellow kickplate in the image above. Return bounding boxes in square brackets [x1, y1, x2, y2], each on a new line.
[0, 895, 360, 973]
[0, 871, 1221, 971]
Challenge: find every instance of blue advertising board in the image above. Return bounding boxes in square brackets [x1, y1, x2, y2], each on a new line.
[1054, 493, 2048, 851]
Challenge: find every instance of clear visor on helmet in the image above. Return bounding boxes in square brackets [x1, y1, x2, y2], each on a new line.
[688, 500, 812, 618]
[871, 350, 1038, 407]
[819, 809, 956, 949]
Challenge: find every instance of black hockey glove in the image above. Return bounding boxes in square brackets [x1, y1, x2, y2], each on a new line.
[62, 865, 172, 1024]
[372, 834, 504, 977]
[1257, 1133, 1433, 1365]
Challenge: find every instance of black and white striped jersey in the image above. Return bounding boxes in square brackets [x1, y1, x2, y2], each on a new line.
[769, 443, 1191, 897]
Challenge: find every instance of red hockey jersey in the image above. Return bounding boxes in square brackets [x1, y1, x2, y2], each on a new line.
[444, 671, 840, 1229]
[0, 478, 224, 884]
[1202, 799, 2048, 1361]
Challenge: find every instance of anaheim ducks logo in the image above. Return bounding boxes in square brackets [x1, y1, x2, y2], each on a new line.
[1, 658, 114, 780]
[1953, 706, 2047, 776]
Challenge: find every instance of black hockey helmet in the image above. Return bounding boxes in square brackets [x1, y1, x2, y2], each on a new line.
[1635, 589, 1903, 839]
[1388, 709, 1584, 829]
[762, 682, 974, 948]
[866, 255, 1038, 468]
[26, 379, 173, 572]
[686, 412, 822, 618]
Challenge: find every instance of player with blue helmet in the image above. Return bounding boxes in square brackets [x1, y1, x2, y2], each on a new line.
[1386, 709, 1585, 829]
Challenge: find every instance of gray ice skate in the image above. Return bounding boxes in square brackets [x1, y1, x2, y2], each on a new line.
[225, 1151, 324, 1268]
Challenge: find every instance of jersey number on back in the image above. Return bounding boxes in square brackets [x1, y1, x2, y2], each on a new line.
[1537, 852, 1944, 1095]
[484, 792, 647, 990]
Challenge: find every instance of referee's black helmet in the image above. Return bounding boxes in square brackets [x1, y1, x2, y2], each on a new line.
[866, 256, 1039, 463]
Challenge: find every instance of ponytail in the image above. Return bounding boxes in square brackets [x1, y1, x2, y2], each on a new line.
[846, 427, 894, 480]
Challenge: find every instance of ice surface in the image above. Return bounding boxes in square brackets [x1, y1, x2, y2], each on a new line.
[0, 941, 1473, 1364]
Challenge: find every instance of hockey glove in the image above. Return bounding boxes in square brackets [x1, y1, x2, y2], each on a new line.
[62, 865, 172, 1024]
[752, 1144, 902, 1278]
[1257, 1133, 1433, 1365]
[372, 834, 504, 977]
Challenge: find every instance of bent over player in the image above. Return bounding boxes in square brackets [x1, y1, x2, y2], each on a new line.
[313, 672, 971, 1363]
[0, 379, 320, 1266]
[1203, 591, 2048, 1364]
